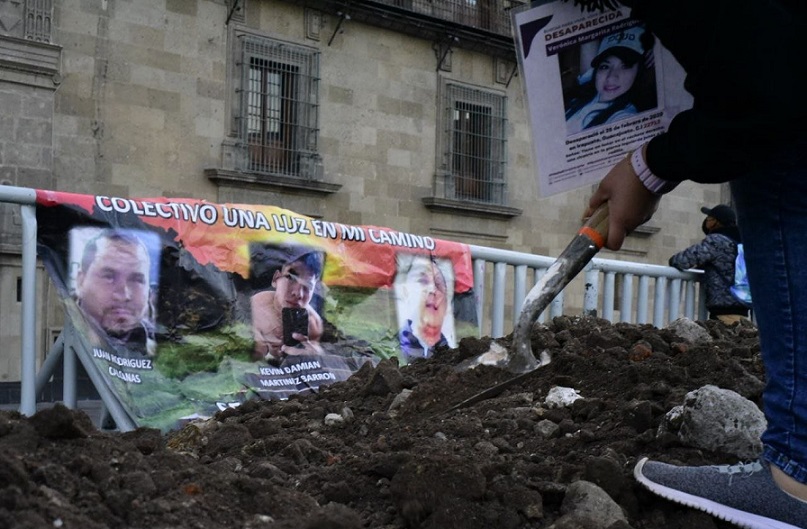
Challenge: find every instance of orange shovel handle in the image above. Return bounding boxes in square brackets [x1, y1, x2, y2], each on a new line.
[578, 203, 609, 250]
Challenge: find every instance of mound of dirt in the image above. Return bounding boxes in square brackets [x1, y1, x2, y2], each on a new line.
[0, 316, 764, 529]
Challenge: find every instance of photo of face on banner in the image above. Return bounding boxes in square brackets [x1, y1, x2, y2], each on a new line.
[394, 253, 456, 363]
[560, 24, 658, 135]
[69, 227, 161, 357]
[249, 243, 326, 361]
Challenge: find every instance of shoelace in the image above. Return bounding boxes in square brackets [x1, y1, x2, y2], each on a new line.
[716, 461, 764, 485]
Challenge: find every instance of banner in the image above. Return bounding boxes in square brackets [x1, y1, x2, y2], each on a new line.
[36, 190, 478, 431]
[513, 0, 692, 196]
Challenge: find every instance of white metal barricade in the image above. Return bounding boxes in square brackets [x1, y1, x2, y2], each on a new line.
[0, 185, 704, 424]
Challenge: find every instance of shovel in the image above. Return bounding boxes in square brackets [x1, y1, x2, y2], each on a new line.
[459, 202, 608, 376]
[507, 203, 610, 372]
[444, 204, 609, 413]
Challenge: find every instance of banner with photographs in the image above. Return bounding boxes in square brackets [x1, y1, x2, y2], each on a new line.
[36, 190, 478, 431]
[513, 0, 692, 197]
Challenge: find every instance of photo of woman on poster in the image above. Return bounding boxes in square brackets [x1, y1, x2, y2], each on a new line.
[562, 24, 658, 135]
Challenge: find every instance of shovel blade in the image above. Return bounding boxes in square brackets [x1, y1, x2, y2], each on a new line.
[456, 204, 609, 374]
[507, 236, 600, 372]
[508, 204, 609, 373]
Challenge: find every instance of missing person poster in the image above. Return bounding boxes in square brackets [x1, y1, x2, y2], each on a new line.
[513, 0, 692, 197]
[36, 190, 478, 431]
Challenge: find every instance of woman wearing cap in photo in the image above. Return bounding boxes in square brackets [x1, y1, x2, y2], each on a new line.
[565, 25, 652, 135]
[668, 204, 749, 324]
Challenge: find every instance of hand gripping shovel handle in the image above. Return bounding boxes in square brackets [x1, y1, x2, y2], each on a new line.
[508, 204, 609, 373]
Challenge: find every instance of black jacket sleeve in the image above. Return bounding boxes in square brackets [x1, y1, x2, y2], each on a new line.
[629, 0, 807, 183]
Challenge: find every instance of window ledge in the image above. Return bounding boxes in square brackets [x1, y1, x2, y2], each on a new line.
[205, 168, 341, 196]
[631, 223, 661, 237]
[422, 197, 522, 220]
[0, 35, 62, 89]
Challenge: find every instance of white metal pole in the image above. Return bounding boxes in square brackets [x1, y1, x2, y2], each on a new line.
[20, 204, 38, 416]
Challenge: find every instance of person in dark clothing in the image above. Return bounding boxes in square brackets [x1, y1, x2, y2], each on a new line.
[668, 204, 749, 324]
[574, 0, 807, 527]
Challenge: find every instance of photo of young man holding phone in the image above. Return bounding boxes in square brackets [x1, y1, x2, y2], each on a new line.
[250, 245, 325, 361]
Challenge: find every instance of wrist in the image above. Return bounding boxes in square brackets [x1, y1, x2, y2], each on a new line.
[629, 146, 679, 195]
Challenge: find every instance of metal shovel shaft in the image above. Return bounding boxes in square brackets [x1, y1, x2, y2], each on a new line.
[508, 204, 609, 373]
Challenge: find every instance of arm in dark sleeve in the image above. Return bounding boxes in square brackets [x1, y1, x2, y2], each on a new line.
[668, 236, 718, 271]
[646, 109, 797, 184]
[633, 0, 807, 184]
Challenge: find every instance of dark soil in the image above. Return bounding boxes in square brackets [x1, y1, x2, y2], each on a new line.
[0, 316, 764, 529]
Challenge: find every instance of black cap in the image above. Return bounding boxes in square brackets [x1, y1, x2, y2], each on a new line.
[248, 243, 324, 286]
[701, 204, 736, 226]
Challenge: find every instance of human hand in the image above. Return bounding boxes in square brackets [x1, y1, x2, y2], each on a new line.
[584, 148, 661, 251]
[282, 334, 324, 356]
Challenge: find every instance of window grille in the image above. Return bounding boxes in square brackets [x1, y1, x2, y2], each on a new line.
[387, 0, 523, 36]
[24, 0, 53, 43]
[441, 82, 507, 204]
[237, 36, 320, 179]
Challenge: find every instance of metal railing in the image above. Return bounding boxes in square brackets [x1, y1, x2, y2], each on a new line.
[371, 0, 525, 36]
[0, 186, 38, 417]
[470, 245, 705, 339]
[0, 185, 703, 424]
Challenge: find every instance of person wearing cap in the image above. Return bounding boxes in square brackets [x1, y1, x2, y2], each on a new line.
[577, 0, 807, 526]
[250, 246, 325, 360]
[668, 204, 748, 324]
[565, 25, 653, 134]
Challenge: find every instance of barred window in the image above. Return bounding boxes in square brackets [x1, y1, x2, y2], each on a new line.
[25, 0, 53, 42]
[441, 82, 507, 204]
[238, 36, 320, 178]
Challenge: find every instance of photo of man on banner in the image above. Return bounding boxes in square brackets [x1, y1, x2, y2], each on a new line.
[69, 227, 161, 357]
[249, 242, 326, 361]
[394, 252, 456, 363]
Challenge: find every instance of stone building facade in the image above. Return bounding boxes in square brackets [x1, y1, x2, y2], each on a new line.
[0, 0, 727, 385]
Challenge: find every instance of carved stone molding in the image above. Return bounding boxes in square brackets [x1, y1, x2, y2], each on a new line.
[0, 34, 61, 89]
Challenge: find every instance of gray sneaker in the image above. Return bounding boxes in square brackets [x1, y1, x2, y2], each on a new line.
[634, 458, 807, 529]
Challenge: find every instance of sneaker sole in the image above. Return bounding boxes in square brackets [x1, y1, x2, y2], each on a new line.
[633, 458, 803, 529]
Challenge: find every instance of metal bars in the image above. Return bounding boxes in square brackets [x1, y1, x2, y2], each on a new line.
[24, 0, 53, 43]
[442, 82, 507, 204]
[238, 36, 320, 178]
[379, 0, 525, 37]
[0, 184, 706, 429]
[470, 244, 706, 338]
